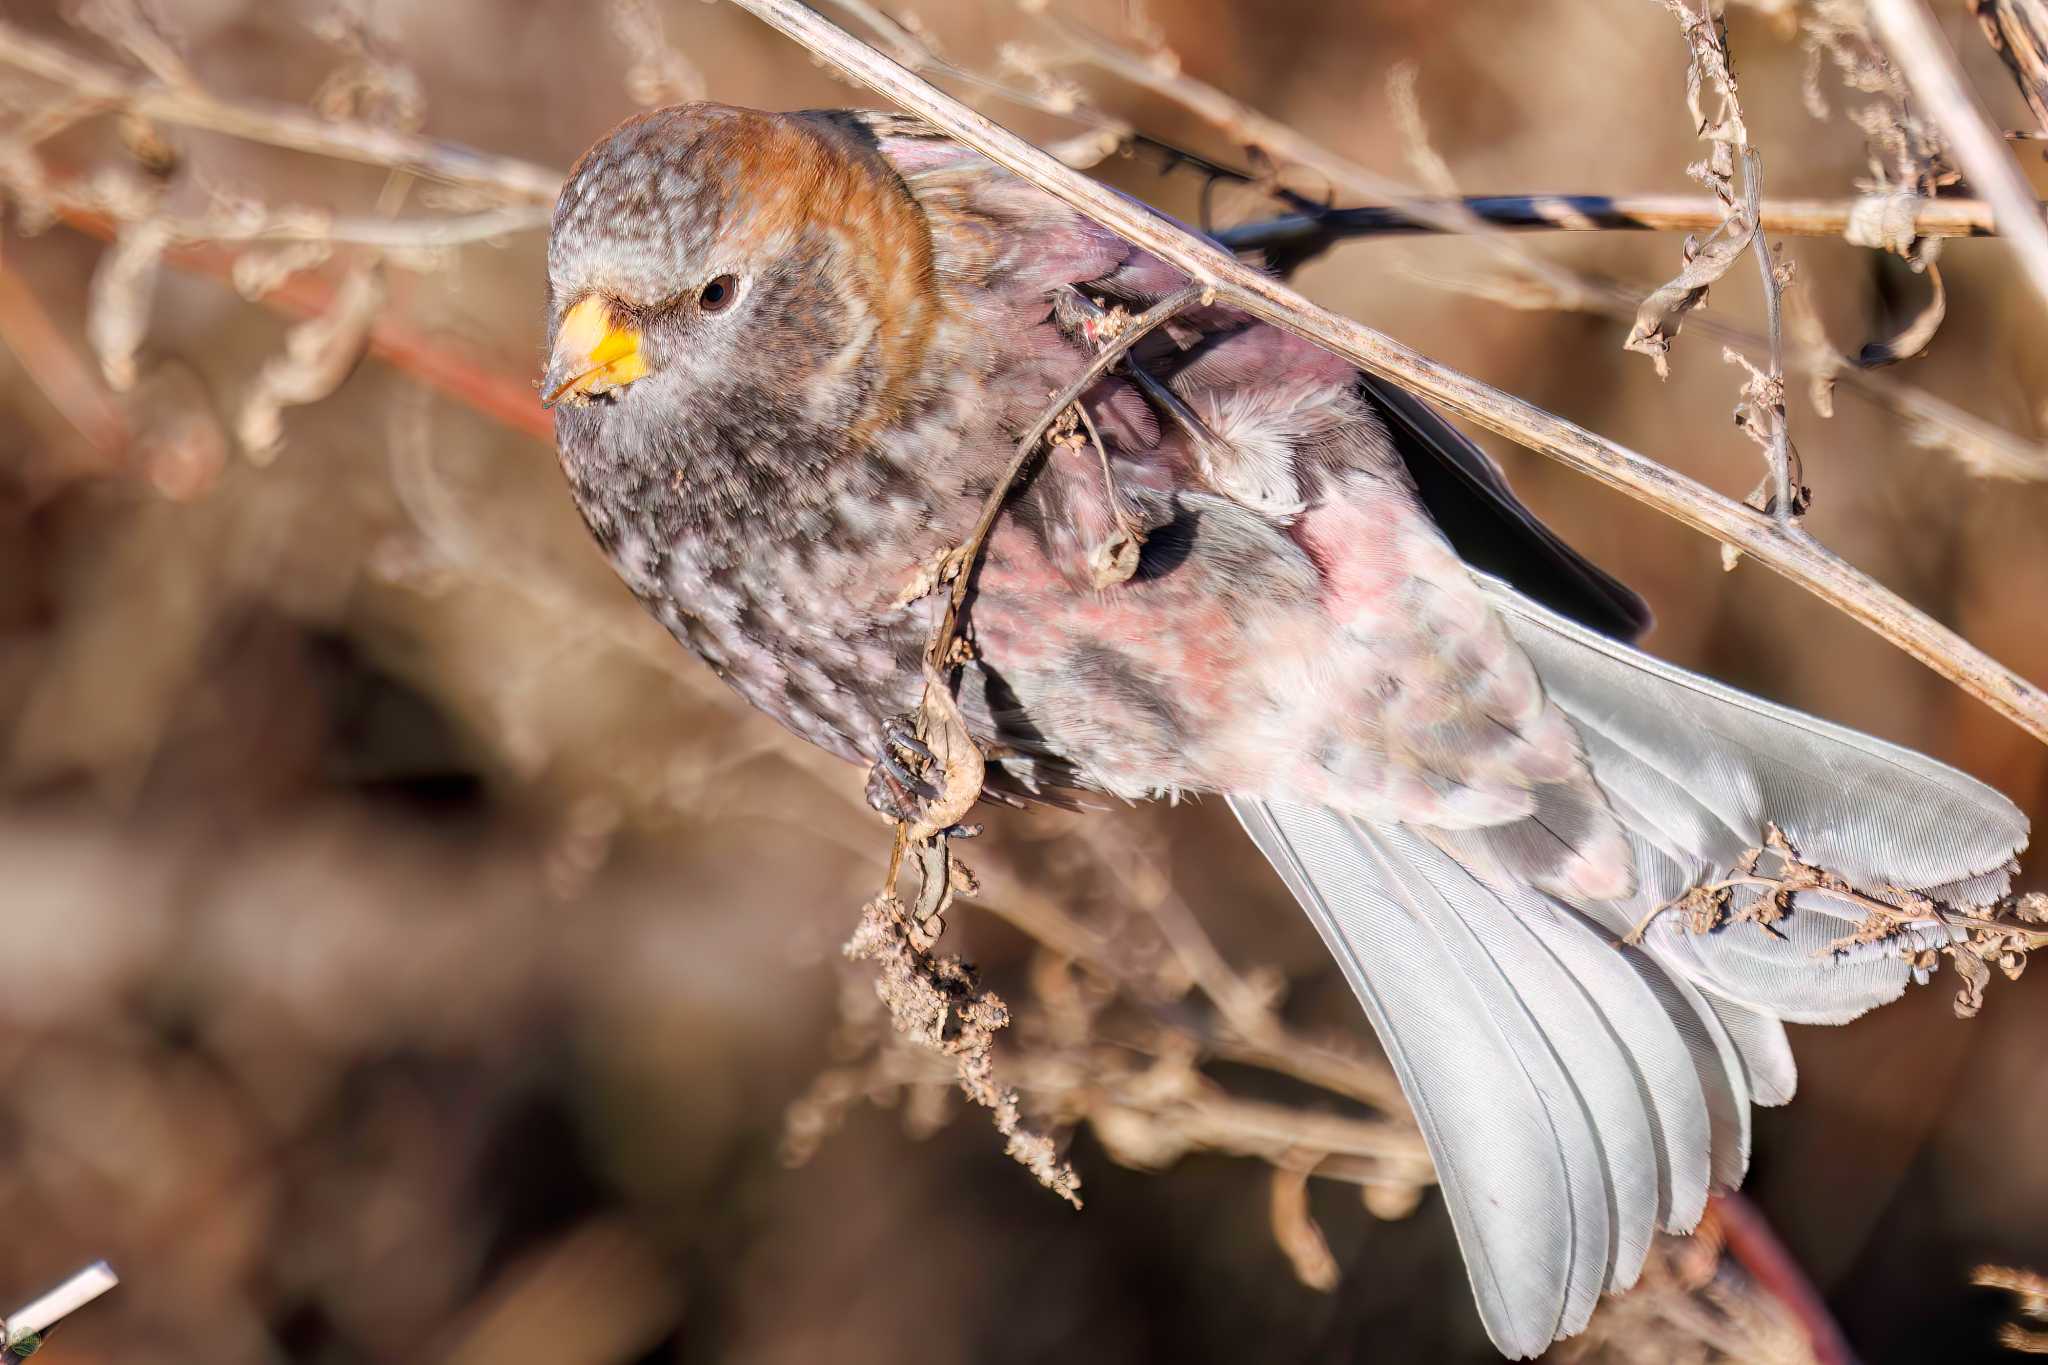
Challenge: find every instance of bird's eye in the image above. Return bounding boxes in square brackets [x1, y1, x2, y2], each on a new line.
[698, 274, 738, 313]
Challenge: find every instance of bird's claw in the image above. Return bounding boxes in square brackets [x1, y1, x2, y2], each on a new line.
[877, 749, 939, 802]
[866, 713, 972, 830]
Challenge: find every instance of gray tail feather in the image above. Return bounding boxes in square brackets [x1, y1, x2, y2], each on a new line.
[1229, 580, 2027, 1358]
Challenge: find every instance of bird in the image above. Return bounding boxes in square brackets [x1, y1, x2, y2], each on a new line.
[540, 102, 2028, 1356]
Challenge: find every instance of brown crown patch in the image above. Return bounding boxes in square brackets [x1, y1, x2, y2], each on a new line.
[700, 108, 939, 431]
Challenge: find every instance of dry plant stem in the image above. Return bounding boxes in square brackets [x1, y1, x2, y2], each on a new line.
[1403, 245, 2048, 481]
[1067, 828, 1408, 1113]
[1027, 7, 1593, 308]
[1055, 3, 2045, 483]
[1023, 1, 2048, 485]
[1971, 0, 2048, 134]
[17, 0, 2039, 495]
[728, 0, 2048, 748]
[1866, 0, 2048, 309]
[981, 881, 1410, 1117]
[0, 1260, 118, 1364]
[19, 5, 2033, 484]
[1711, 1195, 1858, 1365]
[1643, 870, 2048, 955]
[1638, 0, 1802, 526]
[818, 0, 1132, 156]
[922, 283, 1205, 673]
[52, 207, 550, 442]
[0, 255, 128, 456]
[1216, 192, 2007, 246]
[1743, 150, 1801, 528]
[0, 20, 560, 202]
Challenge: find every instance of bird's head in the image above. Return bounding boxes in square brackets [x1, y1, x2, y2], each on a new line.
[542, 103, 939, 484]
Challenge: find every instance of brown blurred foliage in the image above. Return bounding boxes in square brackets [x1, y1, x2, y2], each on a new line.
[3, 1, 2048, 1361]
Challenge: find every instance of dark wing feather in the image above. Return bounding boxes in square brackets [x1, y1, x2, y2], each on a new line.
[1365, 377, 1650, 642]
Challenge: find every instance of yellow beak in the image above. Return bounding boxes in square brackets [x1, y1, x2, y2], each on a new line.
[541, 295, 649, 408]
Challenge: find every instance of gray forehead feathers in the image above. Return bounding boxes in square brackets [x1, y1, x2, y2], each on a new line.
[549, 109, 741, 308]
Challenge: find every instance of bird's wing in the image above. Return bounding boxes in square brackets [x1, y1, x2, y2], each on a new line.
[834, 107, 1646, 640]
[1364, 378, 1649, 640]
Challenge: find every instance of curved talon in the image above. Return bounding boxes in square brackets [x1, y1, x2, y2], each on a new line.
[879, 750, 940, 801]
[867, 712, 976, 829]
[885, 724, 934, 764]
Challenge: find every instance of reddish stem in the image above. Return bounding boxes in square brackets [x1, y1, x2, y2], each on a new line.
[49, 204, 553, 444]
[1711, 1192, 1862, 1365]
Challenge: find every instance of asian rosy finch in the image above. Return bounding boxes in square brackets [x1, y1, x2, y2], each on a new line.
[541, 103, 2027, 1356]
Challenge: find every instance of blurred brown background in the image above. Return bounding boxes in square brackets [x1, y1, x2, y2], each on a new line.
[4, 0, 2048, 1360]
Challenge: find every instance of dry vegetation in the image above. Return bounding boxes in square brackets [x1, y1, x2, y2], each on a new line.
[3, 1, 2048, 1361]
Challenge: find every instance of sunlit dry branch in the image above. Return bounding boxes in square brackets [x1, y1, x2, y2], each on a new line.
[0, 17, 559, 201]
[1976, 1265, 2048, 1354]
[1867, 0, 2048, 308]
[702, 13, 2037, 1359]
[0, 1261, 118, 1365]
[1045, 2, 2040, 488]
[1638, 2, 1809, 534]
[1214, 190, 2010, 247]
[1972, 0, 2048, 133]
[10, 2, 2039, 492]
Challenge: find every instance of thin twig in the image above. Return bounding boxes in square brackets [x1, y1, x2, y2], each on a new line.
[1023, 6, 1595, 309]
[1866, 0, 2048, 309]
[0, 19, 559, 202]
[818, 0, 1132, 166]
[727, 0, 2048, 748]
[922, 284, 1206, 674]
[51, 204, 549, 441]
[1214, 191, 2008, 247]
[0, 1261, 118, 1363]
[1042, 8, 2042, 483]
[1970, 0, 2048, 134]
[1648, 0, 1805, 539]
[0, 254, 130, 456]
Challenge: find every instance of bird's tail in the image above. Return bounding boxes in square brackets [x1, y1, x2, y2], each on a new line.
[1230, 580, 2028, 1358]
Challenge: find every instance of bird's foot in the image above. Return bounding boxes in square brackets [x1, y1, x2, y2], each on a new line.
[865, 714, 983, 838]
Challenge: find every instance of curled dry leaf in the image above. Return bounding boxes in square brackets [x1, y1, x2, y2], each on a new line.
[1269, 1162, 1340, 1292]
[1952, 946, 1992, 1018]
[1086, 526, 1141, 589]
[1627, 220, 1753, 380]
[1629, 3, 1763, 381]
[1843, 188, 1932, 255]
[906, 663, 986, 841]
[236, 263, 384, 462]
[231, 241, 335, 300]
[890, 544, 964, 608]
[85, 217, 172, 391]
[1855, 261, 1945, 369]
